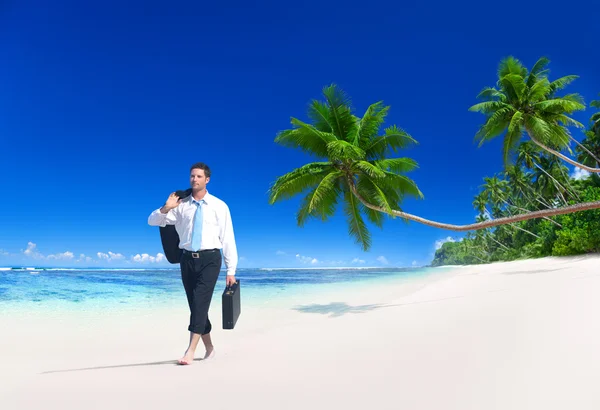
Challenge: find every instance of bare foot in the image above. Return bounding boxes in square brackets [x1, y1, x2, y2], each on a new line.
[178, 350, 195, 365]
[204, 346, 215, 360]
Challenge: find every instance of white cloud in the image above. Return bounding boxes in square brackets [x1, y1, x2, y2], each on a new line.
[324, 260, 345, 266]
[376, 256, 389, 265]
[412, 260, 419, 267]
[276, 250, 287, 256]
[23, 242, 43, 258]
[47, 251, 74, 260]
[131, 253, 165, 263]
[97, 251, 125, 261]
[296, 253, 318, 265]
[571, 168, 591, 181]
[239, 256, 247, 262]
[435, 236, 456, 250]
[352, 258, 366, 264]
[21, 242, 80, 262]
[0, 249, 9, 256]
[76, 254, 92, 263]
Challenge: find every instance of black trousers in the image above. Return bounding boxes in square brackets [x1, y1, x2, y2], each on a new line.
[179, 249, 222, 335]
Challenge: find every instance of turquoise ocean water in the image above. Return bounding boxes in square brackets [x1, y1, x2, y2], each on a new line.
[0, 266, 450, 312]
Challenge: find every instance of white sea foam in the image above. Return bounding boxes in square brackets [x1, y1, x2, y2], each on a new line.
[259, 266, 389, 271]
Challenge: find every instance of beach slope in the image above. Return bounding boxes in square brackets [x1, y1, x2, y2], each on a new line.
[2, 254, 600, 409]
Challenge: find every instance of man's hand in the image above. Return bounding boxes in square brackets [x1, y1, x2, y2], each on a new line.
[161, 193, 181, 213]
[226, 275, 236, 287]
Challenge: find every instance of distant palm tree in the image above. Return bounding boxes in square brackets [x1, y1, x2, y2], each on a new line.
[479, 176, 540, 238]
[268, 85, 600, 249]
[591, 96, 600, 134]
[516, 142, 570, 205]
[470, 56, 600, 173]
[577, 95, 600, 168]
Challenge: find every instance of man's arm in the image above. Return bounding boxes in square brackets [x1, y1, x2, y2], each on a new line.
[220, 204, 238, 279]
[148, 193, 180, 226]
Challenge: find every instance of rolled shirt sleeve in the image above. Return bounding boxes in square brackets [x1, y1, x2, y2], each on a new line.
[220, 204, 238, 276]
[148, 208, 177, 227]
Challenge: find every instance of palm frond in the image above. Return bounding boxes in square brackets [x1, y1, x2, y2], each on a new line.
[373, 157, 418, 174]
[526, 57, 550, 86]
[275, 118, 338, 157]
[498, 56, 526, 78]
[503, 115, 523, 165]
[380, 172, 423, 200]
[321, 84, 357, 141]
[355, 178, 386, 228]
[306, 171, 343, 213]
[535, 98, 585, 114]
[546, 122, 573, 150]
[354, 161, 386, 179]
[364, 126, 417, 159]
[296, 181, 340, 227]
[523, 115, 552, 144]
[343, 188, 371, 251]
[355, 101, 389, 145]
[476, 87, 507, 102]
[548, 75, 578, 94]
[307, 100, 335, 133]
[326, 140, 366, 161]
[354, 174, 395, 214]
[268, 162, 334, 204]
[468, 101, 513, 114]
[500, 73, 527, 102]
[548, 114, 584, 129]
[474, 107, 514, 145]
[528, 77, 551, 103]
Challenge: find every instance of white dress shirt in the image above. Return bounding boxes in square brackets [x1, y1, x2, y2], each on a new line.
[148, 191, 238, 276]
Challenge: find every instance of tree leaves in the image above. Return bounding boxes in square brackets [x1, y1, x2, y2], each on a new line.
[471, 56, 585, 164]
[270, 84, 423, 250]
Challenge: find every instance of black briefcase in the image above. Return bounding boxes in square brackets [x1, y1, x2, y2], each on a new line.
[222, 280, 241, 330]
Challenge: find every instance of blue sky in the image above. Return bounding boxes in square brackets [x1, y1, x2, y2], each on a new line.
[1, 0, 599, 268]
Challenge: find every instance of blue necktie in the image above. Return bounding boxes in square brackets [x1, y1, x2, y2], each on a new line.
[191, 200, 204, 251]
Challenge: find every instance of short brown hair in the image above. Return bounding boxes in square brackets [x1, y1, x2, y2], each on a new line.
[190, 162, 211, 178]
[190, 162, 210, 178]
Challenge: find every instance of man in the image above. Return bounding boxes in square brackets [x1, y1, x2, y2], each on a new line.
[148, 162, 237, 365]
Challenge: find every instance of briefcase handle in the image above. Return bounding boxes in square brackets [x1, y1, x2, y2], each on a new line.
[225, 279, 240, 294]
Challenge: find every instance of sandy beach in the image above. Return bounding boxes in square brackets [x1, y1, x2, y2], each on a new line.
[2, 254, 600, 409]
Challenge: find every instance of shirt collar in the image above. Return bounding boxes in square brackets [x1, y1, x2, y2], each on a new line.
[190, 191, 211, 205]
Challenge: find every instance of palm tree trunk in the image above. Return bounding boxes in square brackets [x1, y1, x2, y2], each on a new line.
[500, 199, 541, 238]
[532, 162, 569, 206]
[528, 134, 600, 173]
[346, 178, 600, 232]
[556, 165, 581, 201]
[489, 236, 511, 251]
[526, 202, 563, 227]
[509, 224, 541, 239]
[568, 134, 600, 166]
[507, 195, 562, 227]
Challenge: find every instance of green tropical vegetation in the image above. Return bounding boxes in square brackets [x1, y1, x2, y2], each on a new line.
[268, 56, 600, 263]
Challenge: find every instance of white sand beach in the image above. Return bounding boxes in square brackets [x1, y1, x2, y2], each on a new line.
[2, 254, 600, 409]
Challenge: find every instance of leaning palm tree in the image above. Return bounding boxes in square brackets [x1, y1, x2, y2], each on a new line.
[470, 56, 600, 173]
[268, 85, 600, 249]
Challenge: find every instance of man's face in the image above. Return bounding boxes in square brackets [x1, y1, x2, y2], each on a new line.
[190, 168, 209, 191]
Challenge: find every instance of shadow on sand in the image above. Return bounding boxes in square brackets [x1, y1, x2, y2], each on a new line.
[501, 268, 564, 275]
[41, 357, 206, 375]
[292, 296, 466, 318]
[292, 302, 388, 318]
